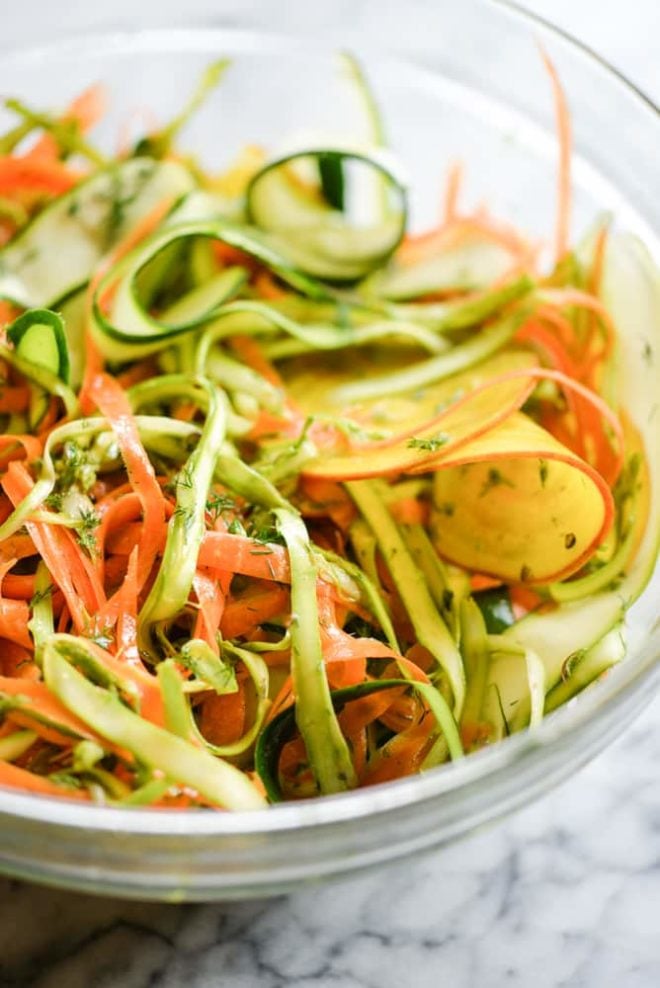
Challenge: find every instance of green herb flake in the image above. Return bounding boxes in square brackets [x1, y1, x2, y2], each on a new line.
[480, 468, 515, 497]
[407, 432, 451, 453]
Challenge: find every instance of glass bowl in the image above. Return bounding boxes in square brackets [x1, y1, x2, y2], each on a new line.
[0, 0, 658, 901]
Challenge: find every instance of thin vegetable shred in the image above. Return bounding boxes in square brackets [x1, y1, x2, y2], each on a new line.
[0, 55, 656, 809]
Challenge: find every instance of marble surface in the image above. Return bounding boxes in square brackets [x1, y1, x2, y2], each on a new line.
[0, 2, 659, 986]
[1, 694, 659, 987]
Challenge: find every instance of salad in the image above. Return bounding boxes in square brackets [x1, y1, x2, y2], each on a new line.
[0, 54, 655, 811]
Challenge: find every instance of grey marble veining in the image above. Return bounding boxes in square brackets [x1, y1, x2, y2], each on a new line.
[0, 2, 658, 986]
[1, 692, 660, 987]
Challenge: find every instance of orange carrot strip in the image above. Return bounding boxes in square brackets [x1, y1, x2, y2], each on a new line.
[25, 83, 107, 162]
[509, 584, 544, 618]
[74, 635, 165, 728]
[198, 684, 247, 747]
[192, 568, 227, 652]
[0, 761, 89, 800]
[298, 476, 357, 531]
[87, 373, 167, 590]
[0, 640, 38, 680]
[0, 157, 83, 195]
[540, 48, 572, 263]
[361, 718, 435, 786]
[0, 598, 32, 649]
[199, 530, 291, 583]
[0, 676, 98, 741]
[220, 586, 289, 640]
[0, 434, 42, 469]
[254, 269, 287, 300]
[98, 546, 141, 665]
[21, 84, 107, 161]
[2, 462, 105, 631]
[116, 357, 159, 389]
[0, 301, 20, 327]
[542, 288, 615, 363]
[0, 533, 37, 560]
[470, 573, 503, 592]
[388, 497, 429, 526]
[105, 521, 141, 557]
[229, 334, 286, 389]
[115, 549, 140, 666]
[0, 386, 29, 414]
[443, 161, 463, 223]
[212, 241, 254, 268]
[337, 687, 404, 736]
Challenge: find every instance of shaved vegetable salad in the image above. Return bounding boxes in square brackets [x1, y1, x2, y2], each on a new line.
[0, 53, 656, 811]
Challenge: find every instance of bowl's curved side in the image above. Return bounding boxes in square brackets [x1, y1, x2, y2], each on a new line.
[0, 1, 658, 899]
[0, 654, 657, 901]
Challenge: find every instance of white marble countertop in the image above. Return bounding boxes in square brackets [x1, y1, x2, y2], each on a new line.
[0, 2, 658, 986]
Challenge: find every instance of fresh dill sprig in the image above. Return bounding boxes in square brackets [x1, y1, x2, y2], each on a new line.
[76, 509, 100, 557]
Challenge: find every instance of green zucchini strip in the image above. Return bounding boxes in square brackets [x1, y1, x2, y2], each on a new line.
[255, 677, 462, 803]
[329, 308, 529, 404]
[0, 158, 194, 307]
[345, 479, 465, 714]
[43, 636, 266, 810]
[159, 643, 270, 758]
[137, 377, 226, 658]
[275, 508, 357, 795]
[246, 147, 406, 281]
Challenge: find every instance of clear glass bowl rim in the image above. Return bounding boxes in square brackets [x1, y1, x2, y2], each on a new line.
[0, 1, 657, 846]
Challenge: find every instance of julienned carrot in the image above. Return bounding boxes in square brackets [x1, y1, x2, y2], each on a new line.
[542, 287, 615, 363]
[397, 212, 537, 273]
[199, 530, 291, 582]
[0, 157, 83, 195]
[99, 546, 140, 660]
[199, 685, 247, 747]
[0, 434, 42, 467]
[0, 641, 38, 679]
[361, 717, 435, 786]
[0, 675, 98, 744]
[212, 241, 255, 269]
[220, 585, 289, 640]
[192, 568, 227, 651]
[470, 573, 503, 592]
[0, 760, 89, 800]
[2, 461, 106, 631]
[25, 83, 107, 163]
[98, 492, 173, 563]
[0, 386, 30, 413]
[337, 686, 404, 737]
[443, 161, 463, 223]
[388, 496, 429, 526]
[229, 334, 286, 389]
[298, 476, 356, 531]
[254, 269, 288, 300]
[0, 301, 20, 327]
[540, 47, 572, 263]
[87, 374, 167, 590]
[0, 598, 32, 650]
[79, 635, 166, 727]
[526, 365, 625, 483]
[104, 519, 141, 557]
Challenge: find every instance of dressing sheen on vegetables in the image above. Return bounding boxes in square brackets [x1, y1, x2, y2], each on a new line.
[0, 54, 656, 810]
